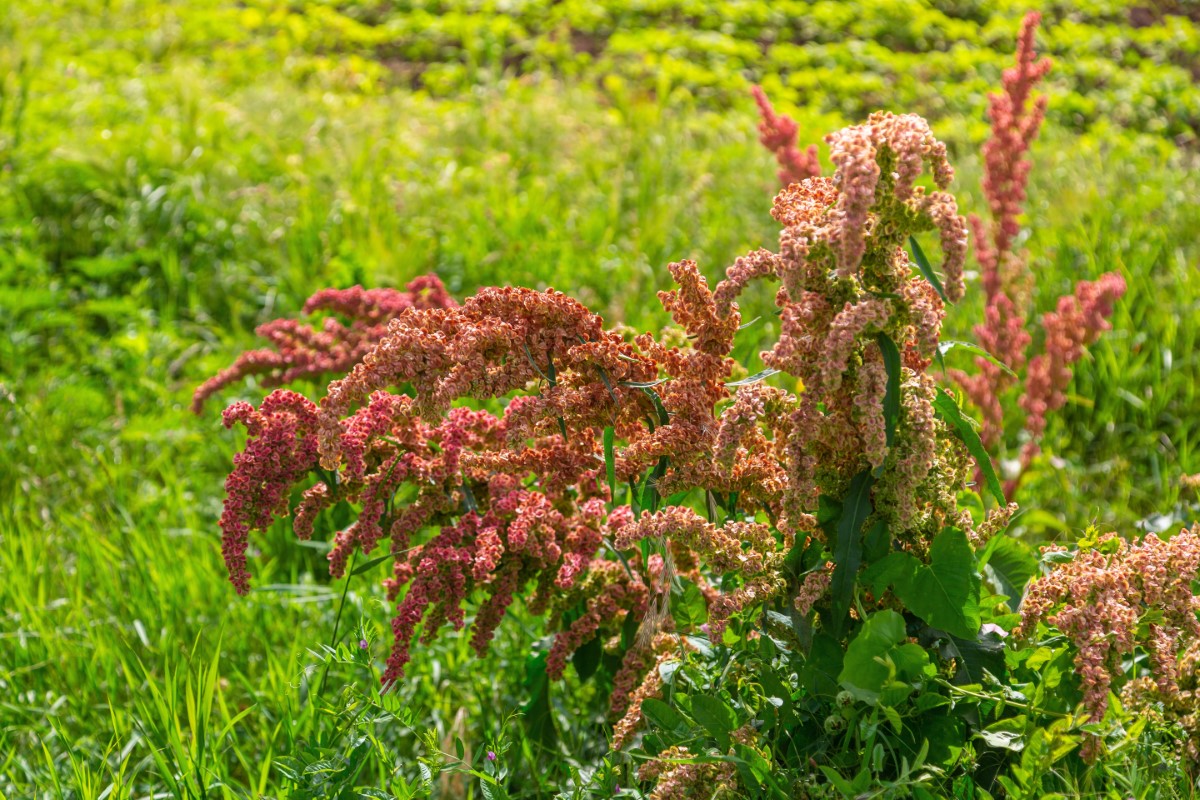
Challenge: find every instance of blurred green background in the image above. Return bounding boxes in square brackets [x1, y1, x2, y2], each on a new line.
[2, 1, 1199, 796]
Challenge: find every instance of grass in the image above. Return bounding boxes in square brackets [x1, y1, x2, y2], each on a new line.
[2, 0, 1200, 796]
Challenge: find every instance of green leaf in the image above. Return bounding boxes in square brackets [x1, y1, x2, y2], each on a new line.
[830, 470, 874, 636]
[932, 392, 1005, 505]
[908, 235, 949, 304]
[862, 518, 891, 562]
[603, 425, 617, 504]
[726, 368, 781, 388]
[882, 705, 903, 734]
[690, 695, 736, 751]
[839, 610, 906, 704]
[759, 670, 794, 717]
[865, 529, 982, 640]
[875, 334, 902, 454]
[861, 551, 916, 596]
[819, 767, 859, 796]
[947, 629, 1006, 684]
[350, 553, 393, 576]
[641, 387, 671, 426]
[939, 340, 1017, 377]
[522, 651, 557, 750]
[901, 527, 982, 639]
[572, 634, 602, 682]
[640, 457, 669, 514]
[670, 578, 709, 629]
[640, 698, 689, 736]
[798, 633, 844, 699]
[980, 536, 1038, 608]
[979, 716, 1027, 752]
[595, 365, 619, 408]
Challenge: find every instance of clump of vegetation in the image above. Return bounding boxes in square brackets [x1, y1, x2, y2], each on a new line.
[201, 102, 1199, 795]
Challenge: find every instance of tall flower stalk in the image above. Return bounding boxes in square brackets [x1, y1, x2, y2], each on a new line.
[949, 12, 1126, 497]
[750, 13, 1127, 501]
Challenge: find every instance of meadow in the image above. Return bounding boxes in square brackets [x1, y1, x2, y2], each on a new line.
[3, 1, 1200, 797]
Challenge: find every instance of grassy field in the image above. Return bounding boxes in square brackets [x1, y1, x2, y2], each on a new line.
[3, 0, 1200, 796]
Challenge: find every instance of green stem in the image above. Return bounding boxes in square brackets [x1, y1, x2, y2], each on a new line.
[316, 550, 357, 699]
[934, 677, 1070, 720]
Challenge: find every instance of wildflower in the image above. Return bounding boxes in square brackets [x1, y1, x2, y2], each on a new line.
[210, 111, 983, 775]
[486, 750, 496, 762]
[192, 276, 455, 413]
[219, 391, 320, 594]
[1020, 272, 1127, 442]
[948, 13, 1124, 492]
[794, 562, 833, 617]
[750, 86, 821, 186]
[637, 746, 738, 800]
[1018, 525, 1200, 745]
[973, 12, 1052, 279]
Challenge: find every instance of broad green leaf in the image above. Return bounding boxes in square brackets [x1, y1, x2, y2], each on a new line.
[932, 392, 1005, 505]
[866, 529, 983, 640]
[889, 642, 931, 680]
[798, 632, 844, 699]
[759, 670, 794, 716]
[920, 625, 1007, 684]
[978, 729, 1024, 751]
[839, 610, 906, 705]
[640, 698, 689, 736]
[670, 578, 709, 629]
[860, 551, 917, 596]
[522, 651, 557, 749]
[979, 716, 1028, 752]
[862, 518, 891, 562]
[690, 694, 736, 751]
[908, 235, 949, 304]
[980, 536, 1038, 608]
[571, 634, 602, 682]
[902, 527, 981, 639]
[830, 470, 874, 636]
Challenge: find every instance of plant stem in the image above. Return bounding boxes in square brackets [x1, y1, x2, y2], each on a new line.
[935, 677, 1070, 719]
[317, 550, 357, 699]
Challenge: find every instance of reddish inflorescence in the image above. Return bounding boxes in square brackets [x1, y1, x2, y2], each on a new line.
[751, 86, 822, 187]
[1018, 525, 1200, 757]
[192, 276, 455, 413]
[946, 12, 1126, 494]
